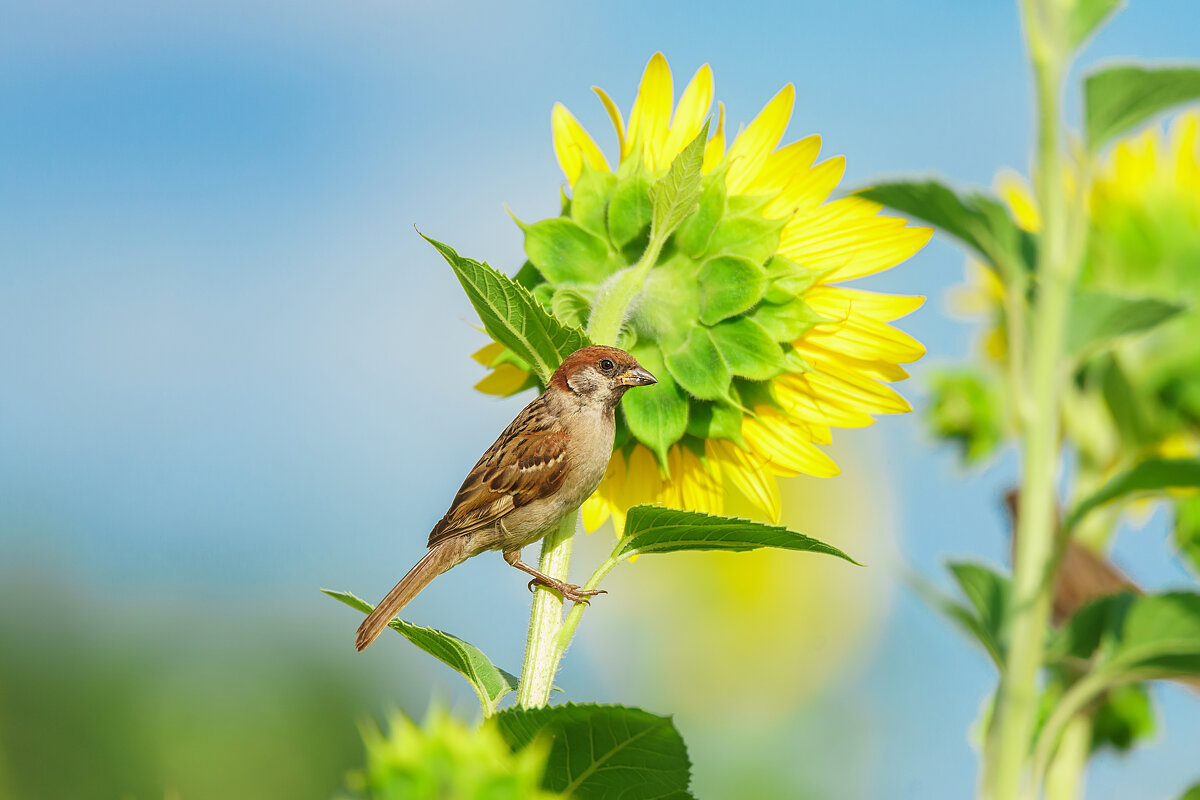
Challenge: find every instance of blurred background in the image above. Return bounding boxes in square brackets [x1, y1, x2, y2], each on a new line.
[2, 1, 1198, 797]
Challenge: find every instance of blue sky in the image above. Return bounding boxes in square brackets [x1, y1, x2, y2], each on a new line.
[3, 1, 1199, 797]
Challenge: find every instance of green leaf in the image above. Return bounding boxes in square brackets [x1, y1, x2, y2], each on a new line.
[1090, 354, 1154, 449]
[859, 180, 1035, 275]
[947, 562, 1012, 665]
[1175, 496, 1200, 579]
[926, 368, 1005, 464]
[1090, 682, 1155, 753]
[1085, 65, 1200, 151]
[752, 296, 822, 343]
[649, 121, 709, 243]
[708, 316, 785, 380]
[684, 400, 744, 445]
[763, 255, 818, 303]
[697, 255, 767, 325]
[703, 212, 786, 265]
[620, 344, 689, 470]
[664, 327, 733, 401]
[674, 171, 726, 257]
[1179, 782, 1200, 800]
[608, 171, 653, 249]
[616, 505, 860, 564]
[422, 234, 591, 384]
[495, 703, 694, 800]
[571, 164, 617, 238]
[550, 288, 592, 330]
[1115, 592, 1200, 675]
[321, 589, 519, 715]
[522, 217, 611, 285]
[1064, 458, 1200, 532]
[1067, 290, 1185, 358]
[1068, 0, 1124, 49]
[908, 568, 1007, 668]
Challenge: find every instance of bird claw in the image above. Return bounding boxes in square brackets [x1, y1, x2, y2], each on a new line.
[526, 578, 607, 605]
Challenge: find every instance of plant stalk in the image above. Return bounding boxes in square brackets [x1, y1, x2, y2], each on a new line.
[1041, 711, 1092, 800]
[516, 515, 577, 707]
[983, 1, 1079, 796]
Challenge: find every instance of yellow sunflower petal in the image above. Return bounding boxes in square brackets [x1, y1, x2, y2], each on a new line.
[678, 445, 723, 515]
[471, 341, 505, 367]
[661, 64, 714, 166]
[702, 101, 726, 173]
[552, 103, 609, 186]
[710, 440, 781, 521]
[744, 409, 841, 478]
[744, 135, 822, 200]
[802, 314, 926, 364]
[622, 444, 663, 512]
[780, 197, 932, 281]
[996, 170, 1041, 232]
[1171, 112, 1200, 194]
[627, 52, 673, 170]
[805, 285, 925, 322]
[592, 86, 628, 160]
[582, 491, 611, 533]
[726, 84, 795, 195]
[767, 155, 845, 218]
[589, 452, 628, 534]
[794, 342, 912, 383]
[774, 374, 877, 428]
[474, 363, 532, 396]
[658, 445, 686, 509]
[798, 358, 913, 415]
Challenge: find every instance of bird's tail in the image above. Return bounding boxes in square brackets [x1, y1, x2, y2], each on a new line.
[355, 540, 463, 651]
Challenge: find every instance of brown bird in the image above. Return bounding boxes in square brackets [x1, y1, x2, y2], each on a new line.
[354, 345, 657, 651]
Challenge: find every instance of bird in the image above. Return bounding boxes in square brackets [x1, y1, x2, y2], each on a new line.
[354, 345, 657, 651]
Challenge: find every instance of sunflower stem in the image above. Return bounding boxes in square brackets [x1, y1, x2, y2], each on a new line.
[516, 514, 577, 707]
[983, 0, 1081, 796]
[1041, 711, 1093, 800]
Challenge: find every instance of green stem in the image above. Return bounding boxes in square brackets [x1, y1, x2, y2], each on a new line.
[585, 229, 668, 345]
[984, 1, 1080, 796]
[1028, 672, 1111, 797]
[516, 516, 576, 707]
[1040, 711, 1093, 800]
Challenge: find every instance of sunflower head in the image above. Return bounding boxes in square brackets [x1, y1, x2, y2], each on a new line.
[475, 53, 930, 533]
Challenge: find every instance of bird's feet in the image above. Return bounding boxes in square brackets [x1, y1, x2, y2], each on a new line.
[525, 577, 608, 605]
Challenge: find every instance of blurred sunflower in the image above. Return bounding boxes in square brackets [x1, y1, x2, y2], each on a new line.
[474, 53, 930, 533]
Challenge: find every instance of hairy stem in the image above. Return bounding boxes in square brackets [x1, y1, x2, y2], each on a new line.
[1041, 711, 1093, 800]
[516, 515, 576, 707]
[585, 229, 667, 345]
[983, 0, 1080, 796]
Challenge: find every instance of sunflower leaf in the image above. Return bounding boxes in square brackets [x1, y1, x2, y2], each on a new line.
[858, 180, 1036, 276]
[663, 327, 734, 402]
[321, 589, 519, 716]
[1067, 290, 1185, 359]
[674, 171, 726, 257]
[571, 164, 617, 238]
[616, 505, 860, 564]
[495, 703, 694, 800]
[947, 562, 1012, 665]
[649, 121, 710, 245]
[697, 255, 768, 325]
[1064, 458, 1200, 532]
[621, 344, 689, 470]
[422, 234, 591, 384]
[523, 217, 611, 285]
[1085, 64, 1200, 151]
[1175, 496, 1200, 580]
[1068, 0, 1124, 50]
[1054, 592, 1200, 679]
[708, 317, 786, 380]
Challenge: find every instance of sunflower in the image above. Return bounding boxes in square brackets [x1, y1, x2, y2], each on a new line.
[474, 53, 930, 533]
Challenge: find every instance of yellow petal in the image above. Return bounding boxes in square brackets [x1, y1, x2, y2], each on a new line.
[474, 363, 532, 396]
[799, 359, 913, 416]
[766, 155, 844, 218]
[726, 84, 795, 195]
[661, 64, 714, 166]
[471, 341, 505, 367]
[592, 86, 628, 161]
[627, 52, 673, 170]
[744, 409, 841, 478]
[802, 314, 926, 365]
[743, 135, 821, 200]
[804, 286, 925, 323]
[780, 197, 932, 281]
[552, 103, 609, 186]
[793, 342, 911, 383]
[622, 444, 663, 513]
[710, 440, 781, 521]
[996, 170, 1041, 232]
[774, 374, 877, 428]
[582, 491, 611, 533]
[702, 101, 726, 174]
[679, 446, 723, 515]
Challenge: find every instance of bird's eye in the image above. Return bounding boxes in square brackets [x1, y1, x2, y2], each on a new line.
[599, 358, 615, 374]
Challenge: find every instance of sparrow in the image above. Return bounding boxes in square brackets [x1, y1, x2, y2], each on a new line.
[354, 345, 656, 651]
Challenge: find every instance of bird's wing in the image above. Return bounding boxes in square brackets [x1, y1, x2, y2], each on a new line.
[427, 394, 570, 547]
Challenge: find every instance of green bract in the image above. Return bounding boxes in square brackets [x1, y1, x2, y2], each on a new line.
[505, 158, 828, 472]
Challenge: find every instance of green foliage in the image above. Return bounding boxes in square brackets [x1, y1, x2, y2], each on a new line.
[608, 169, 653, 249]
[697, 255, 768, 324]
[1052, 591, 1200, 680]
[344, 708, 561, 800]
[1089, 683, 1155, 753]
[926, 369, 1005, 464]
[616, 505, 860, 564]
[674, 171, 726, 256]
[322, 590, 519, 716]
[649, 122, 709, 242]
[858, 180, 1035, 275]
[1175, 496, 1200, 579]
[423, 234, 591, 384]
[522, 217, 611, 284]
[1063, 458, 1200, 532]
[1180, 782, 1200, 800]
[1068, 0, 1124, 49]
[709, 317, 785, 380]
[1084, 65, 1200, 150]
[495, 704, 694, 800]
[1066, 290, 1185, 359]
[664, 327, 734, 402]
[620, 344, 690, 468]
[571, 165, 617, 237]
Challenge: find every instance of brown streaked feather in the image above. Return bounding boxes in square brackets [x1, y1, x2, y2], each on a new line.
[427, 394, 570, 547]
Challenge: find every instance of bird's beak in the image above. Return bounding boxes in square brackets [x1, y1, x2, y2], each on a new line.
[618, 365, 657, 386]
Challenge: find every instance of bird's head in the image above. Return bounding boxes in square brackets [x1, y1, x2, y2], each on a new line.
[549, 345, 656, 408]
